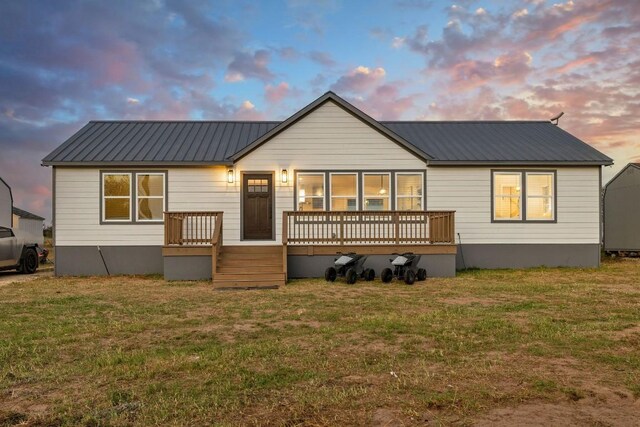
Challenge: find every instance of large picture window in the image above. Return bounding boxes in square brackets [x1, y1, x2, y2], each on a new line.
[297, 173, 325, 211]
[102, 171, 166, 223]
[330, 173, 358, 211]
[396, 173, 423, 210]
[363, 173, 390, 211]
[492, 170, 555, 222]
[103, 173, 132, 222]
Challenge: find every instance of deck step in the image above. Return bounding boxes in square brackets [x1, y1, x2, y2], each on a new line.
[218, 265, 283, 274]
[214, 245, 285, 289]
[214, 272, 284, 281]
[220, 252, 281, 260]
[222, 245, 282, 254]
[213, 281, 281, 289]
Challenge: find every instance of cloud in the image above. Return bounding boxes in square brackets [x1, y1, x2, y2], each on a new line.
[225, 50, 275, 83]
[309, 51, 336, 67]
[265, 82, 291, 104]
[349, 84, 418, 120]
[330, 66, 386, 93]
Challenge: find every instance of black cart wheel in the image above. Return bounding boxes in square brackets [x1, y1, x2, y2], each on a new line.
[346, 268, 358, 285]
[324, 267, 337, 282]
[363, 268, 375, 281]
[21, 248, 39, 274]
[404, 269, 416, 285]
[381, 268, 393, 283]
[417, 268, 427, 281]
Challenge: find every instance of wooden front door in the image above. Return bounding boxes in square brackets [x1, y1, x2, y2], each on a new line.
[243, 173, 273, 240]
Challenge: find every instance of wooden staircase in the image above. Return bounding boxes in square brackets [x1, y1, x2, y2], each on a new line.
[213, 246, 286, 289]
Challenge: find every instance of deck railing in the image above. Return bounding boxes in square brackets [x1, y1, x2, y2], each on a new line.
[283, 210, 455, 245]
[164, 211, 223, 246]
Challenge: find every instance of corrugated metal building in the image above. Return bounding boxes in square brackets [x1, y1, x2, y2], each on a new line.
[604, 163, 640, 254]
[0, 177, 12, 228]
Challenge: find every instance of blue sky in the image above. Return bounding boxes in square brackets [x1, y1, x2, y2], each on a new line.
[1, 0, 639, 222]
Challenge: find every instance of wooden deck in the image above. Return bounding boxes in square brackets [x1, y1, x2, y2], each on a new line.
[163, 210, 456, 288]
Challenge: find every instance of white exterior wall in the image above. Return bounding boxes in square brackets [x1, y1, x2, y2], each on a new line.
[426, 166, 600, 244]
[54, 101, 600, 248]
[235, 100, 426, 244]
[55, 101, 425, 247]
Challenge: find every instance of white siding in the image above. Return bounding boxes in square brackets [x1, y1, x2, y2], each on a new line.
[426, 167, 600, 244]
[55, 101, 426, 247]
[236, 100, 426, 244]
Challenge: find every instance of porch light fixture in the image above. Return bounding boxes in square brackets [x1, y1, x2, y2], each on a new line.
[227, 168, 234, 183]
[281, 169, 288, 183]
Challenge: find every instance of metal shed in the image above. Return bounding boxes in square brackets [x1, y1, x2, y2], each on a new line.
[0, 177, 12, 228]
[604, 163, 640, 254]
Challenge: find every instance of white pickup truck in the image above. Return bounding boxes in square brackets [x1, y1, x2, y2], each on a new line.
[0, 226, 39, 274]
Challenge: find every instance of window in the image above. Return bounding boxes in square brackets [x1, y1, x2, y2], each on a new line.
[102, 171, 167, 223]
[526, 172, 554, 220]
[493, 172, 522, 220]
[103, 173, 132, 221]
[492, 171, 555, 222]
[330, 173, 358, 211]
[297, 173, 325, 211]
[137, 173, 165, 221]
[396, 173, 423, 210]
[363, 173, 390, 211]
[248, 178, 269, 193]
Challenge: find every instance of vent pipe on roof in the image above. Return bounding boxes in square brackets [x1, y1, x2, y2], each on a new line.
[550, 112, 564, 125]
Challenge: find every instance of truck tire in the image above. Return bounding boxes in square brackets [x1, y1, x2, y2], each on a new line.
[20, 248, 39, 274]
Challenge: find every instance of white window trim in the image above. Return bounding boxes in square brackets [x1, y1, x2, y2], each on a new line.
[363, 172, 391, 211]
[493, 171, 523, 221]
[329, 172, 359, 211]
[102, 172, 132, 222]
[525, 172, 555, 221]
[136, 172, 166, 222]
[296, 172, 326, 211]
[395, 172, 424, 211]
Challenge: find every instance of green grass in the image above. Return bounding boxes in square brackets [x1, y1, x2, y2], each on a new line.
[1, 259, 639, 425]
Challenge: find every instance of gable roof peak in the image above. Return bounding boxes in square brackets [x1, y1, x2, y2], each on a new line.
[229, 91, 433, 162]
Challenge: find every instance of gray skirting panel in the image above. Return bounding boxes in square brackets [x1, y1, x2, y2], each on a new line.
[455, 244, 601, 269]
[55, 246, 163, 276]
[288, 254, 457, 278]
[164, 256, 211, 281]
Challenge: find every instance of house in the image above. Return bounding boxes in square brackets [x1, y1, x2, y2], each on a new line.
[0, 177, 11, 228]
[603, 163, 640, 255]
[12, 207, 45, 246]
[42, 92, 612, 286]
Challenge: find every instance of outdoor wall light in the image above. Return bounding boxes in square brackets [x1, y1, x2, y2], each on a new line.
[227, 168, 234, 183]
[281, 169, 288, 183]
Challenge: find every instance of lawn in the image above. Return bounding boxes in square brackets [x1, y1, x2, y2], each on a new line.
[1, 259, 639, 426]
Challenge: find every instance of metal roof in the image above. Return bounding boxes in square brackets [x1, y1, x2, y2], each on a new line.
[42, 94, 613, 166]
[382, 121, 612, 165]
[42, 121, 280, 166]
[13, 206, 45, 221]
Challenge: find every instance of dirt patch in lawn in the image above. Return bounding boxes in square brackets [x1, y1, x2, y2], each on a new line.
[473, 393, 640, 426]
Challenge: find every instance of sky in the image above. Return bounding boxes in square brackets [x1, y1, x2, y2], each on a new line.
[1, 0, 639, 224]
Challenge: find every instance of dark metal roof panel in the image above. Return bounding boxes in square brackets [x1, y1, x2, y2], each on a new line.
[13, 206, 45, 221]
[42, 120, 612, 166]
[381, 121, 612, 164]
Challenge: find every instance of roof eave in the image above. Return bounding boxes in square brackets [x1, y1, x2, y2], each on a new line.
[41, 160, 234, 167]
[427, 160, 614, 166]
